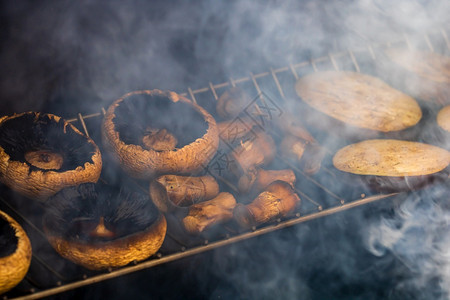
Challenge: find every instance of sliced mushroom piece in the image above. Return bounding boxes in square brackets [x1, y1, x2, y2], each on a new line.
[234, 181, 301, 229]
[0, 210, 32, 295]
[149, 175, 220, 213]
[216, 87, 252, 120]
[102, 90, 219, 179]
[230, 130, 275, 177]
[0, 112, 102, 201]
[238, 168, 296, 195]
[43, 183, 166, 270]
[182, 192, 236, 235]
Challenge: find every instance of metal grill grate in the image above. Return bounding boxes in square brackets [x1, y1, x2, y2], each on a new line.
[1, 28, 449, 300]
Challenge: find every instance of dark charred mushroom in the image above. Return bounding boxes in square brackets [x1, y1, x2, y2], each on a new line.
[333, 139, 450, 192]
[0, 210, 32, 295]
[102, 90, 219, 179]
[43, 183, 166, 270]
[0, 112, 102, 201]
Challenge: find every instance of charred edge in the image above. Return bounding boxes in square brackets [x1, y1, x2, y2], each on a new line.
[0, 213, 18, 258]
[0, 113, 96, 173]
[112, 93, 209, 149]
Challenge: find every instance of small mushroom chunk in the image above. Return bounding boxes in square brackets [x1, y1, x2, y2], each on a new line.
[216, 87, 252, 120]
[275, 112, 316, 144]
[142, 128, 178, 151]
[234, 181, 300, 228]
[280, 134, 326, 175]
[238, 168, 296, 194]
[182, 192, 236, 234]
[217, 117, 256, 145]
[230, 130, 275, 177]
[150, 175, 220, 213]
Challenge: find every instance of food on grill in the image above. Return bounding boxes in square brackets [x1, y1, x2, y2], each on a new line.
[0, 112, 102, 201]
[150, 175, 220, 213]
[381, 49, 450, 105]
[437, 105, 450, 133]
[43, 183, 167, 270]
[230, 130, 275, 176]
[333, 139, 450, 191]
[275, 112, 316, 144]
[142, 128, 178, 151]
[182, 192, 236, 234]
[295, 71, 422, 136]
[234, 181, 301, 228]
[217, 117, 256, 145]
[280, 135, 307, 163]
[0, 210, 32, 295]
[102, 89, 219, 179]
[238, 168, 296, 195]
[279, 135, 326, 175]
[216, 87, 252, 120]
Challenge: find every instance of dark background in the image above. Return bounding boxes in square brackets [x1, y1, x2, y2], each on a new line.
[1, 0, 449, 299]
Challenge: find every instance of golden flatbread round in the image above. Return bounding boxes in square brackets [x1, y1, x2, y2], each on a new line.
[333, 139, 450, 177]
[437, 105, 450, 133]
[295, 71, 422, 132]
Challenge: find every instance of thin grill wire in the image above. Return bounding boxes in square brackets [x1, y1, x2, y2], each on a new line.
[2, 28, 449, 300]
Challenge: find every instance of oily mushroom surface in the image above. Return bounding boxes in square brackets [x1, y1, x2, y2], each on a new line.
[0, 210, 32, 295]
[295, 71, 422, 136]
[0, 112, 102, 200]
[43, 183, 166, 270]
[333, 139, 450, 191]
[102, 90, 219, 179]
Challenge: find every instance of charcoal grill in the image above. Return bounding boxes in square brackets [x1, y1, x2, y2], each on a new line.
[1, 28, 449, 300]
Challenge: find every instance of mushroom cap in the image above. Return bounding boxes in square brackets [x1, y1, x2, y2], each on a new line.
[0, 112, 102, 201]
[0, 210, 32, 295]
[45, 213, 166, 271]
[43, 183, 167, 270]
[102, 90, 219, 179]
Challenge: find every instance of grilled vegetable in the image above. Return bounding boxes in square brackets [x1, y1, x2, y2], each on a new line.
[150, 175, 220, 213]
[234, 181, 300, 228]
[0, 112, 102, 200]
[182, 192, 236, 234]
[0, 210, 32, 295]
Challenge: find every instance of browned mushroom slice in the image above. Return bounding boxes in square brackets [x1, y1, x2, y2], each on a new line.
[280, 134, 308, 162]
[295, 71, 422, 139]
[102, 90, 219, 179]
[380, 49, 450, 105]
[230, 130, 275, 176]
[238, 168, 296, 195]
[43, 183, 166, 270]
[182, 192, 236, 234]
[275, 112, 316, 144]
[437, 105, 450, 133]
[149, 175, 220, 213]
[333, 139, 450, 192]
[216, 87, 252, 120]
[0, 112, 102, 201]
[234, 181, 301, 228]
[0, 210, 32, 295]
